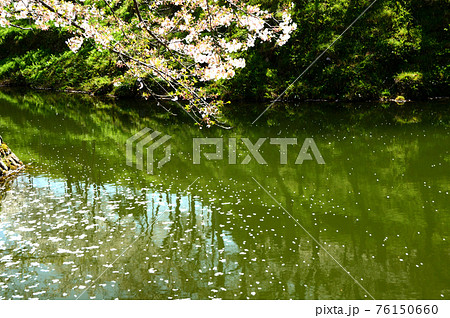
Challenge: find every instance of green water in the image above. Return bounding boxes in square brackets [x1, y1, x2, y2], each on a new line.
[0, 89, 448, 300]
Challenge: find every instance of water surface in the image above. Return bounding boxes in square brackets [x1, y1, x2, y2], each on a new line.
[0, 89, 448, 299]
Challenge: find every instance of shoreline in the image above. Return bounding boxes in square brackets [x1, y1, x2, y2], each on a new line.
[1, 84, 448, 104]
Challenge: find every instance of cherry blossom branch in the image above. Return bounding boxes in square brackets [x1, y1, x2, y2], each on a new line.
[0, 0, 297, 127]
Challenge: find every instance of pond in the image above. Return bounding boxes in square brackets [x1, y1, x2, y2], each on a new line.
[0, 88, 448, 299]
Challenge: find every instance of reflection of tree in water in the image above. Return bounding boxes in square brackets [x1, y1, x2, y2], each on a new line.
[0, 176, 15, 201]
[0, 90, 448, 299]
[0, 175, 371, 299]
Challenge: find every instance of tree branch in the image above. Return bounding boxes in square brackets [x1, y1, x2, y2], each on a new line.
[37, 0, 84, 31]
[10, 24, 33, 30]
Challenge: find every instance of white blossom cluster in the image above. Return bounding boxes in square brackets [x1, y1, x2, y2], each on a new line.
[0, 0, 297, 124]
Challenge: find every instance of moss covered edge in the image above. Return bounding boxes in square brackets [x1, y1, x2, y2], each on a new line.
[0, 135, 24, 179]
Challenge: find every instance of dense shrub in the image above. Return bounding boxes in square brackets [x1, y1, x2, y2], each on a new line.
[0, 0, 448, 101]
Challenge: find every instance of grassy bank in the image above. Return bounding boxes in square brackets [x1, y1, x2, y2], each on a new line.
[0, 0, 448, 102]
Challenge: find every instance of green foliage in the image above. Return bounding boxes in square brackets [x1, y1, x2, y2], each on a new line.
[222, 0, 448, 101]
[0, 27, 130, 95]
[394, 71, 424, 99]
[0, 0, 448, 102]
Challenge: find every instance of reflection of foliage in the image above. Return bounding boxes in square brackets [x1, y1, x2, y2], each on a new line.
[0, 172, 14, 200]
[1, 88, 449, 188]
[0, 89, 449, 299]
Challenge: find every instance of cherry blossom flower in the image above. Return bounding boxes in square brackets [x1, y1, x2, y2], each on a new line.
[0, 0, 297, 125]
